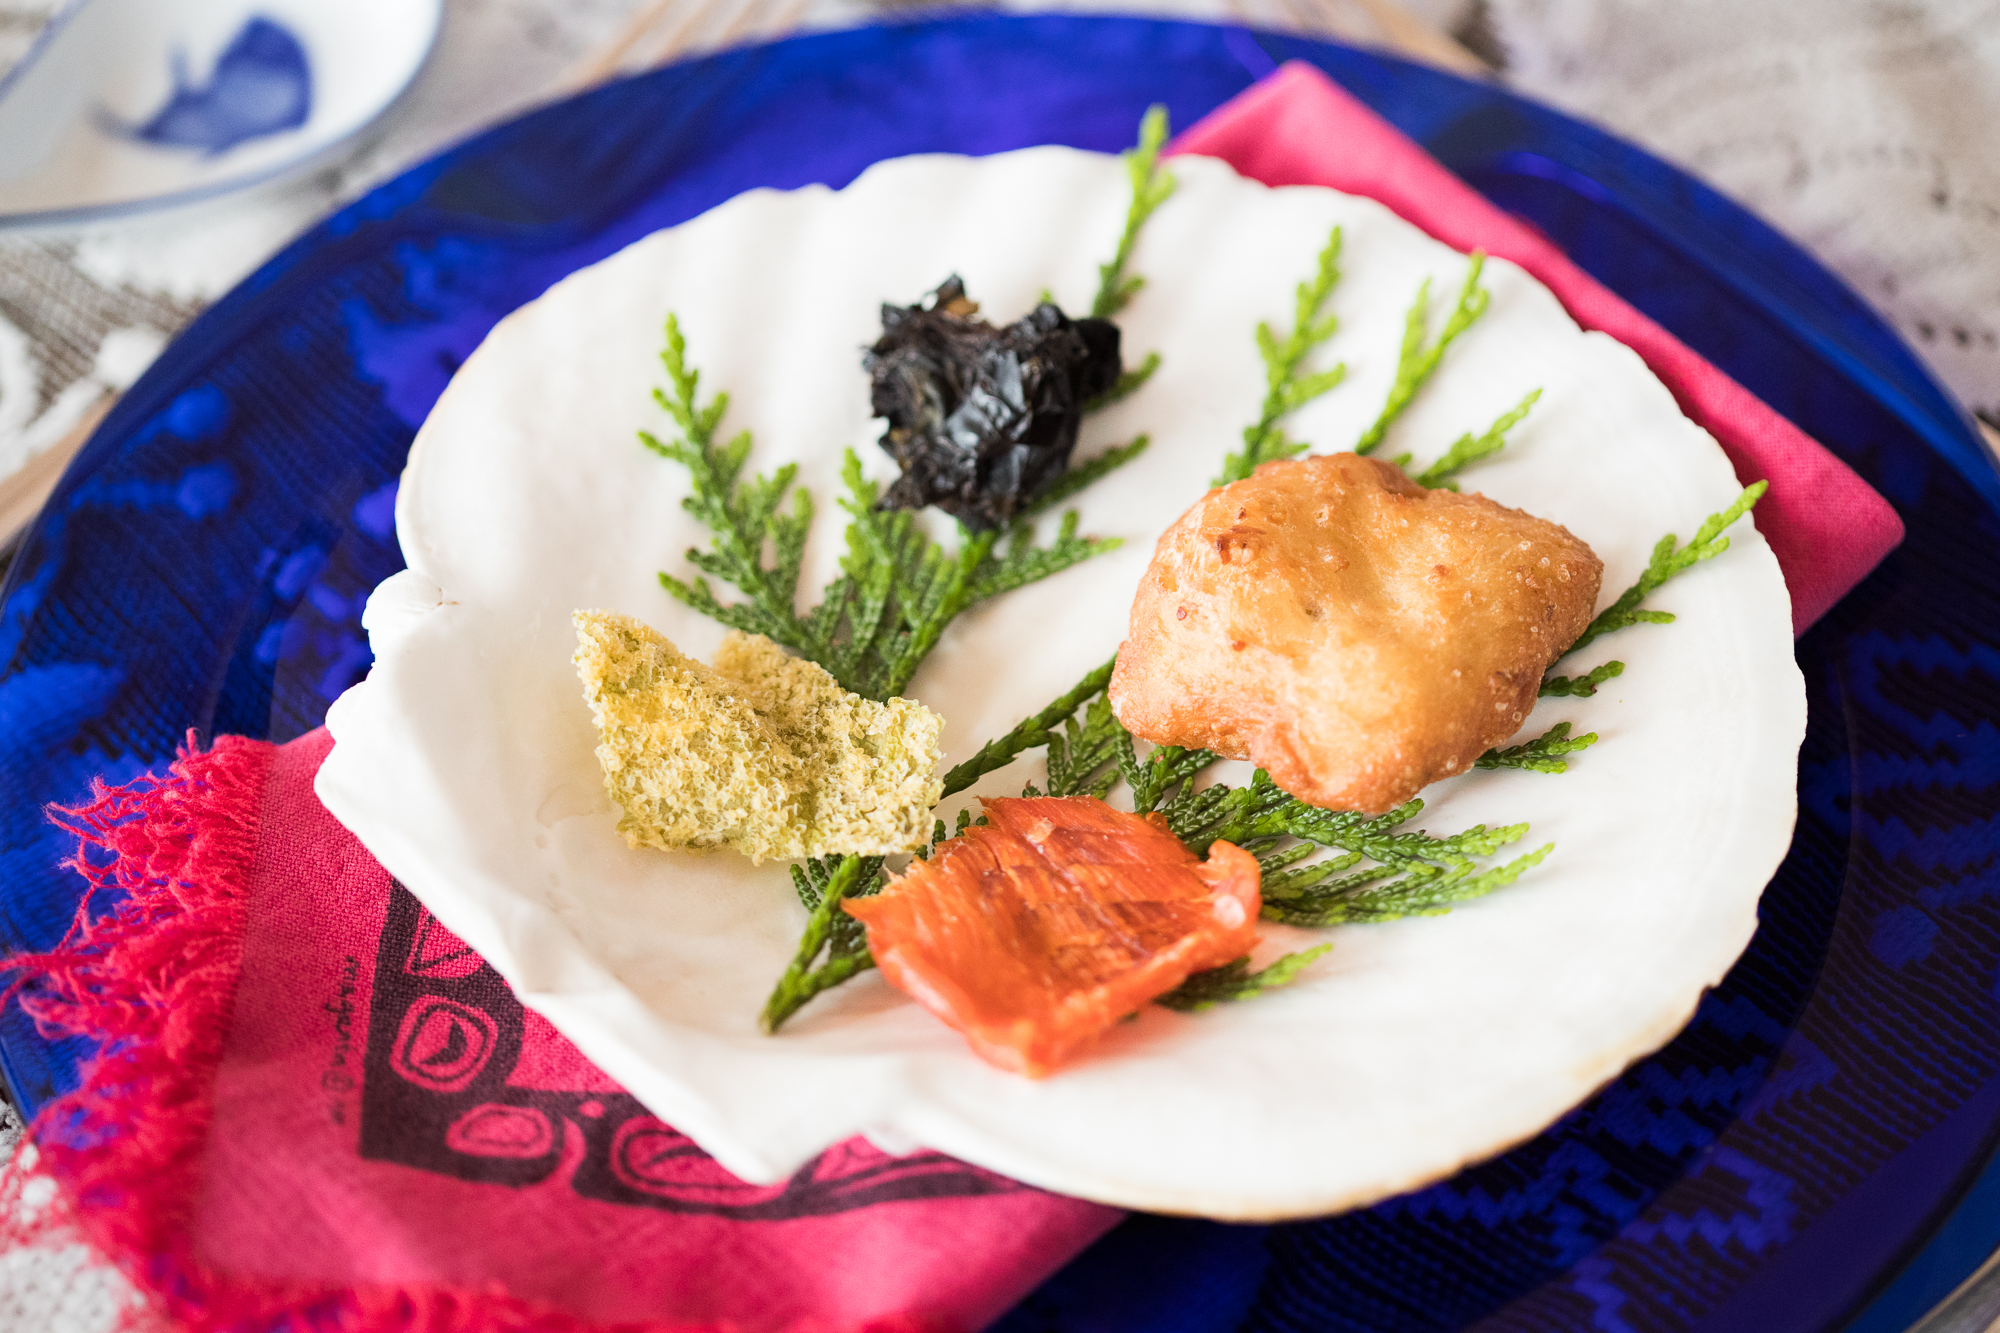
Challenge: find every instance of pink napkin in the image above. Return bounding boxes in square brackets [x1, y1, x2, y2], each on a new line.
[4, 731, 1117, 1332]
[1172, 62, 1904, 633]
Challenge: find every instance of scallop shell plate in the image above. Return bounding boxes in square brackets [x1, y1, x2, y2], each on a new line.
[316, 147, 1804, 1219]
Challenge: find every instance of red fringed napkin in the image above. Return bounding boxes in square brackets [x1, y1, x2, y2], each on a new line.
[2, 63, 1902, 1333]
[7, 732, 1117, 1332]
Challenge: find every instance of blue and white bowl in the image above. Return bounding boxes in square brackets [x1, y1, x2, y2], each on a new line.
[0, 0, 442, 226]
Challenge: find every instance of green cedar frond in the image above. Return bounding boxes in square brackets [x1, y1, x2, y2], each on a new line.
[875, 523, 998, 699]
[970, 510, 1123, 604]
[1557, 481, 1767, 662]
[1476, 720, 1599, 773]
[1082, 111, 1175, 407]
[1216, 227, 1346, 486]
[1087, 351, 1162, 412]
[1092, 106, 1178, 319]
[789, 859, 827, 910]
[1122, 742, 1222, 815]
[1157, 945, 1333, 1011]
[761, 853, 885, 1032]
[1259, 850, 1365, 900]
[1138, 752, 1539, 928]
[1265, 844, 1551, 927]
[1024, 436, 1151, 517]
[1415, 388, 1542, 489]
[1165, 769, 1542, 929]
[646, 315, 827, 663]
[1043, 694, 1129, 799]
[1355, 253, 1491, 456]
[937, 658, 1118, 800]
[1254, 840, 1322, 875]
[1540, 659, 1625, 698]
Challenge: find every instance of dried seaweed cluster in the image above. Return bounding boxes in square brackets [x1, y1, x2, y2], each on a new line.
[867, 276, 1122, 530]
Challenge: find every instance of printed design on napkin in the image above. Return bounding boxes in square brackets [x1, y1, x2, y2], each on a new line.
[361, 880, 1023, 1215]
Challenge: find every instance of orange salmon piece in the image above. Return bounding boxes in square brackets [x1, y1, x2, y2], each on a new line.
[843, 795, 1262, 1077]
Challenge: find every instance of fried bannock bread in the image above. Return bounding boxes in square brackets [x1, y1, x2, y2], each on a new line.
[574, 611, 943, 862]
[1109, 453, 1603, 815]
[844, 796, 1262, 1077]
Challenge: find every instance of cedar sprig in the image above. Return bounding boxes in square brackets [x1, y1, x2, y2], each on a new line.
[1415, 389, 1542, 490]
[647, 315, 822, 662]
[762, 853, 884, 1033]
[969, 508, 1123, 605]
[1167, 772, 1545, 930]
[1083, 111, 1175, 411]
[1490, 482, 1767, 763]
[1157, 945, 1334, 1012]
[1137, 762, 1543, 931]
[1031, 682, 1547, 941]
[936, 658, 1119, 800]
[1558, 481, 1768, 661]
[1040, 694, 1129, 800]
[1092, 106, 1178, 318]
[1267, 844, 1552, 928]
[815, 455, 1116, 698]
[1272, 791, 1527, 864]
[1119, 739, 1220, 815]
[1540, 660, 1625, 698]
[1476, 720, 1598, 774]
[1216, 227, 1347, 486]
[1356, 253, 1491, 456]
[1160, 769, 1531, 879]
[814, 456, 1000, 699]
[1088, 352, 1162, 412]
[921, 805, 982, 857]
[1025, 436, 1152, 517]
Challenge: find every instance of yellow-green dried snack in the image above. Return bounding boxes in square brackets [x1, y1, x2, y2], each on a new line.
[573, 610, 944, 862]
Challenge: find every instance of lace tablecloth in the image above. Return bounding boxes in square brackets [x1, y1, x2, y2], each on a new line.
[1484, 0, 2000, 433]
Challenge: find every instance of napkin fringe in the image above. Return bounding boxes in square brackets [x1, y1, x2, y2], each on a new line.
[1, 736, 914, 1333]
[0, 732, 264, 1331]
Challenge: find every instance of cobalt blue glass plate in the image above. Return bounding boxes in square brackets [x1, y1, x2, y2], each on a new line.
[2, 16, 1995, 1332]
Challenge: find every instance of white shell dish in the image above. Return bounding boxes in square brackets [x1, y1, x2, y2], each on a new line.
[316, 147, 1805, 1219]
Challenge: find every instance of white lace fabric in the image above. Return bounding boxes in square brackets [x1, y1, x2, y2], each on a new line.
[1486, 0, 2000, 429]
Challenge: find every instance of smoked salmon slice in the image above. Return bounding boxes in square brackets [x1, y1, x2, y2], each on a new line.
[843, 795, 1262, 1077]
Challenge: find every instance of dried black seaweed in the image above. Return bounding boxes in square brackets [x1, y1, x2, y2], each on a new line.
[865, 276, 1122, 530]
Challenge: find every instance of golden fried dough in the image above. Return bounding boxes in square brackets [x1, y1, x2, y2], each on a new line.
[1108, 453, 1602, 815]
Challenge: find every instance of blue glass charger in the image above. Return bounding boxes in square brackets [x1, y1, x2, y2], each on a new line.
[2, 16, 1995, 1332]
